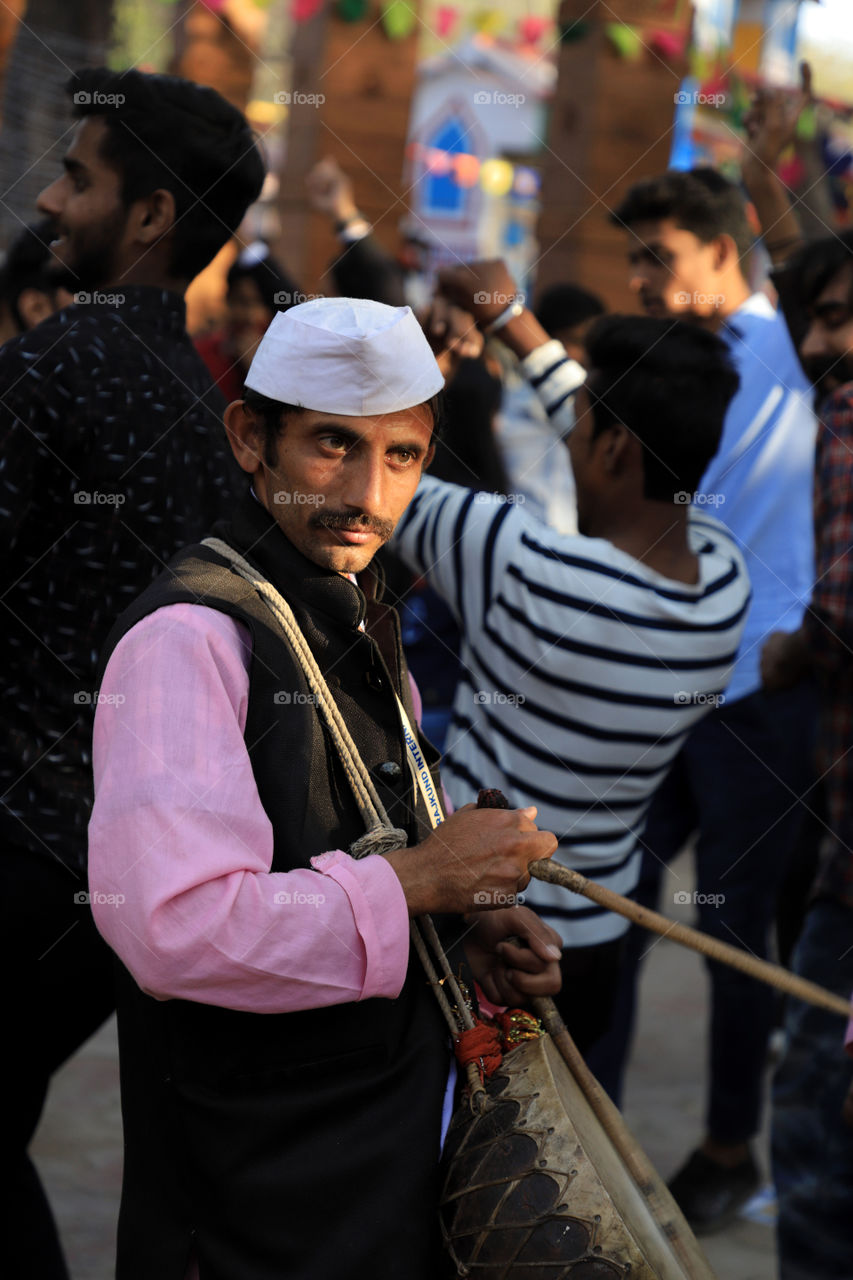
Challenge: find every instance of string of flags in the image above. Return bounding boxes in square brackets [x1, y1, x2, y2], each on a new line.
[288, 0, 560, 48]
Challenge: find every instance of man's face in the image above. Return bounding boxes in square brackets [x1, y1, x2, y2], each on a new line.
[625, 218, 726, 322]
[226, 277, 273, 369]
[250, 405, 436, 574]
[37, 117, 129, 291]
[799, 263, 853, 397]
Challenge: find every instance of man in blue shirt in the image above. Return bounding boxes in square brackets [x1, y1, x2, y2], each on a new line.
[594, 167, 817, 1231]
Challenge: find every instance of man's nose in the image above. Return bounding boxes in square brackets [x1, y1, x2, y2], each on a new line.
[36, 175, 63, 219]
[628, 267, 647, 295]
[343, 452, 385, 515]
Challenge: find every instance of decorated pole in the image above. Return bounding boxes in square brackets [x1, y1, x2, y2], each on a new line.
[277, 0, 422, 296]
[535, 0, 693, 308]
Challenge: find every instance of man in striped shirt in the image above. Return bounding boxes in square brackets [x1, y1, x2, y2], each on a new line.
[393, 263, 751, 1055]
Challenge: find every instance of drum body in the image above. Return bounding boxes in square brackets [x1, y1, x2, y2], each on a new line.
[440, 1034, 704, 1279]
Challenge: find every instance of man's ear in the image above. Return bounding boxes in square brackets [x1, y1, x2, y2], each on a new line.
[131, 187, 177, 248]
[712, 232, 739, 274]
[597, 421, 633, 475]
[224, 401, 265, 474]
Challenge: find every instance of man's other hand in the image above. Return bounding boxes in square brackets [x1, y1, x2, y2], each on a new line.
[463, 905, 562, 1007]
[437, 259, 522, 329]
[420, 295, 483, 379]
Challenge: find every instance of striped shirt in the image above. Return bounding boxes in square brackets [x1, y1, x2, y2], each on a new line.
[391, 347, 751, 947]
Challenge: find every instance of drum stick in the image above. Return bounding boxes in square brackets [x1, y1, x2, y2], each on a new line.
[532, 995, 718, 1280]
[529, 858, 852, 1020]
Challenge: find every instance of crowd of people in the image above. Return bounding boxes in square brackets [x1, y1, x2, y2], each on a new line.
[1, 59, 851, 1280]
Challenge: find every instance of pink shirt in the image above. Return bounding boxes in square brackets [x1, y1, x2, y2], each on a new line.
[88, 602, 413, 1011]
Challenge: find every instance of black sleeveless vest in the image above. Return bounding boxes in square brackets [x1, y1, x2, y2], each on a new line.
[97, 493, 456, 1280]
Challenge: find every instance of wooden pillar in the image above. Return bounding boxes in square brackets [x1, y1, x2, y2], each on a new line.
[277, 5, 420, 296]
[536, 0, 691, 310]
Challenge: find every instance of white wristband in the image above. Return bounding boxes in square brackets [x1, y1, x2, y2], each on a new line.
[484, 298, 524, 335]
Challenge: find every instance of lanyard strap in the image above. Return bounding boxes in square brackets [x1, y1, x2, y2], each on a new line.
[394, 692, 445, 831]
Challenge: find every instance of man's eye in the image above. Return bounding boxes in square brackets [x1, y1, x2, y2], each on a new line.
[390, 449, 417, 465]
[320, 435, 349, 451]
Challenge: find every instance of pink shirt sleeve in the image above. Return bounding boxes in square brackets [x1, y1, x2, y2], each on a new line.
[88, 603, 412, 1014]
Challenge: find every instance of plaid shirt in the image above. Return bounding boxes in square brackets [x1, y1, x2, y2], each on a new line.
[802, 383, 853, 906]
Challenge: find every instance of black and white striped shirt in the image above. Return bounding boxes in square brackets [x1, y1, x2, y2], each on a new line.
[392, 349, 751, 947]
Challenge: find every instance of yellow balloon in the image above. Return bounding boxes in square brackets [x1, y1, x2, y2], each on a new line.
[479, 158, 514, 197]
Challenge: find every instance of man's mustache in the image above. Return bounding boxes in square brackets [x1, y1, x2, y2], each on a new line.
[310, 509, 395, 541]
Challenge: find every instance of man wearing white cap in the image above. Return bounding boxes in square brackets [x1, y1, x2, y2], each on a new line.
[87, 297, 562, 1280]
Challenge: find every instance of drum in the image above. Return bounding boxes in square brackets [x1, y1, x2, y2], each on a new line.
[440, 1032, 713, 1279]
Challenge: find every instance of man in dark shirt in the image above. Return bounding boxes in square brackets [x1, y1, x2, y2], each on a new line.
[760, 234, 853, 1280]
[0, 66, 264, 1278]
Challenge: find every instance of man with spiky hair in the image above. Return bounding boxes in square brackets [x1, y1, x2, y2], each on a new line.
[0, 67, 264, 1278]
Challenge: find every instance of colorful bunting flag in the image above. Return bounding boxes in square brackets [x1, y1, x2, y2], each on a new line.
[435, 5, 458, 40]
[382, 0, 416, 39]
[604, 22, 644, 62]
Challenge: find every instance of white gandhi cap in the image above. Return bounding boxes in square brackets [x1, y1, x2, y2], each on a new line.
[243, 295, 445, 416]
